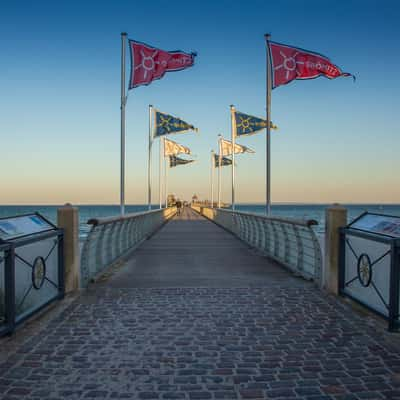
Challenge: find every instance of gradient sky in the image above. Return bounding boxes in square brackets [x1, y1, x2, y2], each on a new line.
[1, 0, 399, 205]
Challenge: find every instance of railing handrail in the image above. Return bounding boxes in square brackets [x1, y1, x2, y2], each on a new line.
[211, 207, 318, 228]
[87, 208, 169, 226]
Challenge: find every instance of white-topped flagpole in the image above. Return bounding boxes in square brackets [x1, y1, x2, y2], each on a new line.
[148, 105, 153, 210]
[230, 105, 236, 211]
[265, 33, 272, 216]
[120, 32, 127, 215]
[211, 150, 214, 208]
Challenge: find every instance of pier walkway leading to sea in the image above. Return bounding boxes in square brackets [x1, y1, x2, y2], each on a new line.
[1, 208, 400, 399]
[100, 207, 301, 289]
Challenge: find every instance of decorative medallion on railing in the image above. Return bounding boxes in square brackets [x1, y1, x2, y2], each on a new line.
[357, 253, 372, 288]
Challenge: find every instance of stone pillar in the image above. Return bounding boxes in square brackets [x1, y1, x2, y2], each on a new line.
[324, 204, 347, 294]
[57, 204, 80, 293]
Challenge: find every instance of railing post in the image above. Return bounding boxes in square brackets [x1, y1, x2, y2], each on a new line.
[57, 232, 65, 299]
[389, 244, 400, 331]
[4, 246, 15, 334]
[57, 204, 80, 292]
[324, 204, 347, 294]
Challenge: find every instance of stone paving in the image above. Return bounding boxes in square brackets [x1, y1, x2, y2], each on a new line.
[1, 209, 400, 399]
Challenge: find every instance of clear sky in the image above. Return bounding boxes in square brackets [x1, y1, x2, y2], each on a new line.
[1, 0, 399, 205]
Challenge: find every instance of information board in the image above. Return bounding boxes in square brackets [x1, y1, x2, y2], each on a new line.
[0, 214, 55, 241]
[349, 213, 400, 238]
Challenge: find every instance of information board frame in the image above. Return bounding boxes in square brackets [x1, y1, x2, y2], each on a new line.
[0, 213, 57, 243]
[348, 211, 400, 239]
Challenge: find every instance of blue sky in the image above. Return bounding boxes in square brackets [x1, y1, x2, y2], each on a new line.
[1, 0, 399, 204]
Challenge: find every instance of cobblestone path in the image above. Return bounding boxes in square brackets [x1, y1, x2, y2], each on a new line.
[1, 209, 400, 399]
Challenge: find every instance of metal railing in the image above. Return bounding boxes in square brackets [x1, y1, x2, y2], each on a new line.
[339, 222, 400, 331]
[0, 230, 64, 337]
[192, 206, 322, 282]
[80, 207, 176, 287]
[0, 243, 12, 336]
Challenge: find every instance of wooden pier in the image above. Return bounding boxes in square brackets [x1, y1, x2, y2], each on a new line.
[101, 207, 300, 289]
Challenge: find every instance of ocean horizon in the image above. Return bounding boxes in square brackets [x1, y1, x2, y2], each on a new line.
[1, 203, 399, 238]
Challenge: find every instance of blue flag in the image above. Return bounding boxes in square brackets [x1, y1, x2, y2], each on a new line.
[214, 154, 232, 167]
[154, 110, 197, 137]
[234, 111, 277, 136]
[169, 155, 195, 168]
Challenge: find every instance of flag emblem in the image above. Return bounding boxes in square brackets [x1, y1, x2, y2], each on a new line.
[129, 40, 196, 89]
[164, 138, 191, 156]
[214, 154, 232, 167]
[234, 111, 277, 136]
[154, 110, 197, 137]
[268, 41, 354, 89]
[169, 155, 195, 168]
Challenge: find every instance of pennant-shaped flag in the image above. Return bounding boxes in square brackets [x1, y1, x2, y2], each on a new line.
[169, 155, 195, 168]
[219, 138, 255, 157]
[164, 138, 191, 156]
[234, 111, 278, 136]
[154, 110, 197, 137]
[267, 40, 354, 89]
[214, 154, 232, 167]
[129, 40, 196, 89]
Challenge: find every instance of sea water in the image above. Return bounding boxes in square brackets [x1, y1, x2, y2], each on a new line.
[0, 204, 399, 239]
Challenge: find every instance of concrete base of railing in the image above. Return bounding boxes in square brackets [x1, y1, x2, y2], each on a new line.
[192, 205, 322, 284]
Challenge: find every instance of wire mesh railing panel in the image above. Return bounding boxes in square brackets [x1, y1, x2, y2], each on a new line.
[80, 207, 176, 287]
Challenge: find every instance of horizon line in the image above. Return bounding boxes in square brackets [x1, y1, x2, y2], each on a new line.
[1, 202, 400, 206]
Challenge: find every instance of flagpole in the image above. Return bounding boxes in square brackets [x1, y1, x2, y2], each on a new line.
[211, 150, 214, 208]
[265, 33, 272, 216]
[230, 105, 236, 211]
[159, 137, 163, 209]
[164, 147, 168, 208]
[148, 105, 153, 210]
[120, 32, 127, 215]
[218, 135, 222, 208]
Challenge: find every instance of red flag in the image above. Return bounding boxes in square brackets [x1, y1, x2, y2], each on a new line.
[267, 40, 354, 89]
[129, 40, 196, 89]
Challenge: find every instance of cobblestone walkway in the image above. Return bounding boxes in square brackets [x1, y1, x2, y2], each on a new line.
[1, 209, 400, 399]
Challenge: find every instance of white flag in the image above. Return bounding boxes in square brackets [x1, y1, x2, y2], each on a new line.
[219, 138, 255, 156]
[164, 138, 191, 156]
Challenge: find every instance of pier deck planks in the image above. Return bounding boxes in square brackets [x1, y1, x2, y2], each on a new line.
[102, 207, 303, 289]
